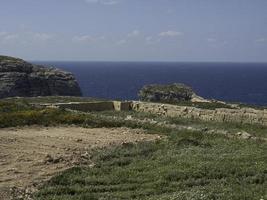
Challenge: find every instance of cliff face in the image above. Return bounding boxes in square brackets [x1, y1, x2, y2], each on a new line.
[0, 56, 82, 98]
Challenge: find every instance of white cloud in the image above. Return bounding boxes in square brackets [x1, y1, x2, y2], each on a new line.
[3, 34, 19, 41]
[85, 0, 119, 5]
[102, 0, 118, 5]
[32, 33, 53, 41]
[207, 38, 217, 42]
[145, 36, 160, 45]
[116, 30, 141, 45]
[127, 30, 140, 37]
[166, 9, 174, 14]
[73, 35, 95, 42]
[256, 38, 267, 43]
[159, 31, 183, 37]
[85, 0, 98, 3]
[72, 35, 105, 43]
[0, 32, 8, 37]
[145, 36, 153, 42]
[0, 31, 54, 45]
[116, 39, 127, 45]
[0, 32, 19, 43]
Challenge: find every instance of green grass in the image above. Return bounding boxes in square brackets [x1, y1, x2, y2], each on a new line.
[0, 96, 104, 104]
[0, 97, 266, 199]
[237, 103, 267, 110]
[0, 55, 23, 62]
[143, 100, 235, 110]
[35, 130, 267, 200]
[89, 110, 267, 139]
[0, 101, 32, 113]
[0, 101, 165, 131]
[0, 100, 266, 138]
[172, 101, 234, 110]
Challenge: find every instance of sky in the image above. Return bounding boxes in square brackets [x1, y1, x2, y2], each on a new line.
[0, 0, 267, 62]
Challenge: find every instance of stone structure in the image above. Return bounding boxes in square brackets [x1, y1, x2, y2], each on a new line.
[54, 102, 115, 112]
[132, 101, 267, 126]
[0, 55, 82, 98]
[113, 101, 132, 111]
[40, 101, 132, 112]
[37, 99, 267, 126]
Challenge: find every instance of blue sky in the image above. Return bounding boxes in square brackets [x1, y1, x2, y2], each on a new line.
[0, 0, 267, 62]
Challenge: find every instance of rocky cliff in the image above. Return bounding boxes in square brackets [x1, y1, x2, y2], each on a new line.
[0, 56, 82, 98]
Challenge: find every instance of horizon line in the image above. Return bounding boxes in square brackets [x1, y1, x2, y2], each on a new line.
[30, 60, 267, 64]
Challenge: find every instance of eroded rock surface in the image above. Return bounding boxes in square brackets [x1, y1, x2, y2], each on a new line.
[0, 55, 82, 98]
[138, 83, 195, 102]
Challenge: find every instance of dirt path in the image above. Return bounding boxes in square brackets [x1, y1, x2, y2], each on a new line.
[0, 126, 160, 199]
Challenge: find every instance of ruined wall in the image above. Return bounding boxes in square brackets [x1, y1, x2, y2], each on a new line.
[113, 101, 131, 111]
[132, 101, 267, 126]
[41, 100, 267, 126]
[55, 101, 115, 112]
[113, 101, 121, 111]
[120, 102, 132, 111]
[50, 101, 132, 112]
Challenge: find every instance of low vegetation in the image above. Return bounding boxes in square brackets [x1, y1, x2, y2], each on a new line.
[35, 130, 266, 200]
[0, 96, 104, 104]
[0, 97, 266, 199]
[0, 55, 22, 62]
[163, 101, 234, 110]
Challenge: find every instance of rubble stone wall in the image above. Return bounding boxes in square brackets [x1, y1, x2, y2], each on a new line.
[56, 102, 115, 112]
[131, 101, 267, 126]
[50, 101, 132, 112]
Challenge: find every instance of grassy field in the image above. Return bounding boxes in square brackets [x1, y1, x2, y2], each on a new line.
[0, 96, 104, 104]
[35, 130, 266, 200]
[0, 97, 266, 199]
[153, 100, 235, 110]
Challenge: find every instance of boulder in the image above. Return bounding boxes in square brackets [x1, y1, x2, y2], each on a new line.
[0, 55, 82, 98]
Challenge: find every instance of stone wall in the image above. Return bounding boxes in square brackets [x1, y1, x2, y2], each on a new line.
[40, 100, 267, 126]
[132, 101, 267, 126]
[46, 101, 132, 112]
[113, 101, 131, 111]
[53, 101, 115, 112]
[120, 101, 132, 111]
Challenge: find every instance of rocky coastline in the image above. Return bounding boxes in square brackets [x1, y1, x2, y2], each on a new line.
[0, 56, 82, 98]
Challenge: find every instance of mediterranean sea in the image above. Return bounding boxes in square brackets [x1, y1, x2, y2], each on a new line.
[35, 61, 267, 106]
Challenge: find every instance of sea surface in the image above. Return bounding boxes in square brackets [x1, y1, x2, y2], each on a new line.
[35, 62, 267, 106]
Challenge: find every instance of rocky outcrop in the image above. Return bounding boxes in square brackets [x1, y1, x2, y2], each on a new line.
[0, 55, 82, 98]
[138, 83, 206, 103]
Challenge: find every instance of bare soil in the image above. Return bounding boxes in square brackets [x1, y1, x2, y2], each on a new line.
[0, 126, 160, 199]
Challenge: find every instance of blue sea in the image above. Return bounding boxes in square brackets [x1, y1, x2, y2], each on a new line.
[35, 62, 267, 106]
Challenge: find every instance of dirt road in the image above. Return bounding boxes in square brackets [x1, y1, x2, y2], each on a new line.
[0, 126, 159, 199]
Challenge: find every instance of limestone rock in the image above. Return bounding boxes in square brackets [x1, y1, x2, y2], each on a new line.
[138, 83, 195, 103]
[0, 55, 82, 98]
[236, 131, 252, 139]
